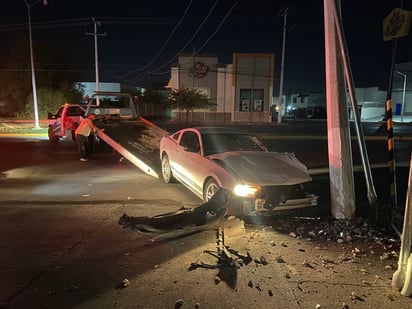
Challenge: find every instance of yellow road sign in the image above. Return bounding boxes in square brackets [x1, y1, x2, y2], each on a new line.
[383, 8, 412, 41]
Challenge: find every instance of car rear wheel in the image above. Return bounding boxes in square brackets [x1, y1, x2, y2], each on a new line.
[204, 178, 219, 201]
[48, 127, 59, 143]
[161, 154, 174, 183]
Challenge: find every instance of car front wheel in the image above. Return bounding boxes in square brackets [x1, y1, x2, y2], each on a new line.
[203, 178, 219, 201]
[161, 154, 174, 183]
[48, 127, 59, 143]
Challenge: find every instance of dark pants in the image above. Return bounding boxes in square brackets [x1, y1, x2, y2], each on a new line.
[76, 134, 89, 159]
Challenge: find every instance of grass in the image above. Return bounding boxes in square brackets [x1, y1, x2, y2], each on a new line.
[0, 121, 48, 134]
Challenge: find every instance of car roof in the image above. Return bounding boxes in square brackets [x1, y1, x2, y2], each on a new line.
[191, 126, 249, 135]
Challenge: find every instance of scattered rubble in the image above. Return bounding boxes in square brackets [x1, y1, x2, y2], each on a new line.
[265, 216, 398, 243]
[174, 298, 184, 309]
[246, 215, 401, 262]
[119, 205, 404, 307]
[115, 278, 130, 290]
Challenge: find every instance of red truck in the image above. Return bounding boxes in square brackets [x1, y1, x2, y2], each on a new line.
[47, 93, 160, 179]
[47, 103, 86, 142]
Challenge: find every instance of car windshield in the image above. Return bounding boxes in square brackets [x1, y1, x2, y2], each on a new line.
[202, 133, 267, 156]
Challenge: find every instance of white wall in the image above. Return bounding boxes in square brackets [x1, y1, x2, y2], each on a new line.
[79, 82, 121, 98]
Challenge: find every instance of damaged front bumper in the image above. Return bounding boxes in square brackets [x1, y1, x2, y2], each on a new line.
[119, 189, 319, 241]
[228, 193, 318, 217]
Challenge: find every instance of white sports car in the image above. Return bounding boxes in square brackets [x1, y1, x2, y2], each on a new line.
[159, 127, 317, 216]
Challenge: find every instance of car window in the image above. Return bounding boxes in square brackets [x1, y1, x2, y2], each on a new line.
[202, 133, 266, 155]
[56, 107, 64, 118]
[172, 132, 180, 141]
[66, 106, 85, 116]
[180, 131, 200, 152]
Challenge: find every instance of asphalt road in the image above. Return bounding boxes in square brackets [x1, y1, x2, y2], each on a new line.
[0, 122, 411, 308]
[0, 137, 199, 205]
[1, 120, 411, 213]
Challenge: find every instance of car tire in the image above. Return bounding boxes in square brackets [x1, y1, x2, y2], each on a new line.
[161, 154, 175, 183]
[203, 178, 219, 201]
[48, 127, 59, 143]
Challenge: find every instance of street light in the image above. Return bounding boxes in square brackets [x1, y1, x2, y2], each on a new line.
[24, 0, 47, 129]
[396, 71, 407, 122]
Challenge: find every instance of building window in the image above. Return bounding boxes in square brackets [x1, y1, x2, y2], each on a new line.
[239, 89, 264, 112]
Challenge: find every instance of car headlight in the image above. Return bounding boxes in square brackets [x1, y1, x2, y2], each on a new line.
[233, 184, 260, 197]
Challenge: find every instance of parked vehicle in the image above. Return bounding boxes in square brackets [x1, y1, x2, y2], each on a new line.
[159, 126, 318, 216]
[47, 103, 86, 142]
[46, 93, 160, 178]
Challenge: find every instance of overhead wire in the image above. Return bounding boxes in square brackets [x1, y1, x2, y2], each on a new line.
[140, 0, 238, 84]
[1, 3, 241, 85]
[126, 1, 238, 85]
[116, 0, 194, 80]
[179, 1, 238, 63]
[0, 16, 184, 32]
[123, 0, 221, 84]
[0, 17, 91, 31]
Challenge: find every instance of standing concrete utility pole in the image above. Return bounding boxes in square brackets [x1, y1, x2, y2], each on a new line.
[86, 18, 106, 103]
[331, 0, 377, 208]
[277, 7, 288, 124]
[323, 0, 356, 219]
[24, 0, 47, 129]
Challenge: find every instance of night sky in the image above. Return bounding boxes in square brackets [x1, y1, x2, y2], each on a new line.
[1, 0, 411, 92]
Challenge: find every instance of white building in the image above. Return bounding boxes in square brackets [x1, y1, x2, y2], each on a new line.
[275, 60, 412, 122]
[169, 53, 274, 123]
[76, 82, 121, 100]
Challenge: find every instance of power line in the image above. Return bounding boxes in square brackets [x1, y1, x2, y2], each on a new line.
[123, 0, 220, 84]
[181, 2, 237, 62]
[124, 0, 239, 84]
[0, 14, 240, 33]
[116, 0, 194, 80]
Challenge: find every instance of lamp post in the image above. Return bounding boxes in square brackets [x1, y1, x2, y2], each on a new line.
[396, 71, 407, 122]
[24, 0, 47, 129]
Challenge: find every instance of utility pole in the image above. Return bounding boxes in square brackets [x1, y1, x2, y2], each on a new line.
[25, 0, 47, 129]
[277, 7, 288, 124]
[324, 0, 356, 219]
[86, 18, 106, 103]
[383, 5, 411, 209]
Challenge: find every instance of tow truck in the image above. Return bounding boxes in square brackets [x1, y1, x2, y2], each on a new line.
[47, 92, 164, 179]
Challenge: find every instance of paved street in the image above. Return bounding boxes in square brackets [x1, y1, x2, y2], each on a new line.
[0, 124, 411, 308]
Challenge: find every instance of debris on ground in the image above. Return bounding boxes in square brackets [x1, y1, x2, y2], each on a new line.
[118, 189, 230, 240]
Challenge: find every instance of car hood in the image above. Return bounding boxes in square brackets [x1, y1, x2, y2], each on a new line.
[209, 151, 312, 186]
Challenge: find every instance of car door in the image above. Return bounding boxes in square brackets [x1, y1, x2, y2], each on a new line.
[172, 131, 206, 197]
[49, 106, 64, 135]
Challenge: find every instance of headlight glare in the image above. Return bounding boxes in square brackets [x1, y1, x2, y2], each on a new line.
[233, 184, 260, 197]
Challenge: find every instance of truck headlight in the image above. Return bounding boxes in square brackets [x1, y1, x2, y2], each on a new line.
[233, 184, 260, 197]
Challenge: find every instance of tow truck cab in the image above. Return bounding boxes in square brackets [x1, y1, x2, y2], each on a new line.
[47, 103, 86, 142]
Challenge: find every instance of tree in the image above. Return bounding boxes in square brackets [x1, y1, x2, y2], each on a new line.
[0, 39, 85, 118]
[22, 82, 84, 120]
[167, 87, 214, 123]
